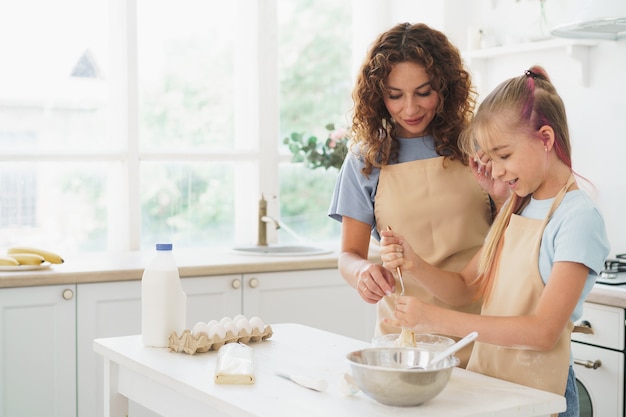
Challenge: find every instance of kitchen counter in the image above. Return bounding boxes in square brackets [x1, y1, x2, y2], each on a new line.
[586, 283, 626, 309]
[3, 247, 626, 312]
[94, 323, 565, 417]
[0, 246, 361, 289]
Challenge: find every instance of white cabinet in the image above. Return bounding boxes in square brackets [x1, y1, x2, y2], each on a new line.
[0, 284, 76, 417]
[1, 267, 374, 417]
[571, 302, 625, 350]
[182, 274, 243, 321]
[77, 280, 141, 417]
[571, 302, 625, 417]
[77, 275, 241, 417]
[242, 269, 376, 342]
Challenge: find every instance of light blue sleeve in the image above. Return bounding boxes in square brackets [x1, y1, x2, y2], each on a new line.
[552, 201, 609, 275]
[327, 149, 380, 236]
[538, 191, 610, 321]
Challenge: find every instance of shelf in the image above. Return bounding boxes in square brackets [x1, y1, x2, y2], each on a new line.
[462, 38, 598, 87]
[462, 38, 596, 59]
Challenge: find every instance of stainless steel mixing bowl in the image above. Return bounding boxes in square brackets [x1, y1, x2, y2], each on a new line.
[346, 347, 459, 407]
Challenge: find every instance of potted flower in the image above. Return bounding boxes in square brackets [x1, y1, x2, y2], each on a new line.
[283, 123, 350, 170]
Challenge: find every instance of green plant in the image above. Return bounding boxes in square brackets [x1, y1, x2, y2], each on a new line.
[284, 123, 350, 170]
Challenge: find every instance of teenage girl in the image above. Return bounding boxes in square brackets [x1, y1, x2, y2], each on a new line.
[380, 66, 610, 417]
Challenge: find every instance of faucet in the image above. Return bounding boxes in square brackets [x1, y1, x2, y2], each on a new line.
[257, 194, 280, 246]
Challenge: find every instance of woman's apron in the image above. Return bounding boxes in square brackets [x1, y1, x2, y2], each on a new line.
[375, 157, 491, 367]
[467, 176, 576, 404]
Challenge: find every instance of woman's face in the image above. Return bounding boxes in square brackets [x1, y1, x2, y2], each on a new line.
[383, 62, 439, 138]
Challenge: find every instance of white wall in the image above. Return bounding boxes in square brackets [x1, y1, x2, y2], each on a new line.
[356, 0, 626, 255]
[456, 0, 626, 257]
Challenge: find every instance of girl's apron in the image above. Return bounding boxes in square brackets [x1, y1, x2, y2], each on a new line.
[375, 157, 491, 367]
[467, 176, 576, 403]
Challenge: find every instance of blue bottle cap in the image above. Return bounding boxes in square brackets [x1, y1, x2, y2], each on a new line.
[156, 243, 173, 251]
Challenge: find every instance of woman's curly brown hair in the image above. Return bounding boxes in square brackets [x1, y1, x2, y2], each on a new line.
[351, 22, 477, 176]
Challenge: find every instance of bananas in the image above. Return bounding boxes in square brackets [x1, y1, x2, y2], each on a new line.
[0, 255, 20, 266]
[7, 253, 46, 265]
[6, 247, 65, 265]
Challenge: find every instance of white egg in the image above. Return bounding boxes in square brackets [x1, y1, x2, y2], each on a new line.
[233, 314, 247, 322]
[219, 316, 233, 326]
[208, 323, 227, 339]
[192, 321, 210, 337]
[223, 321, 238, 336]
[206, 319, 219, 329]
[235, 317, 252, 335]
[249, 316, 265, 332]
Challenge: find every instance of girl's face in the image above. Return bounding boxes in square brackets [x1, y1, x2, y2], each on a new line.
[485, 130, 551, 199]
[383, 62, 439, 138]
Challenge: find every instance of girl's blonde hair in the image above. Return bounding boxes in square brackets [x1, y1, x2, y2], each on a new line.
[459, 66, 572, 300]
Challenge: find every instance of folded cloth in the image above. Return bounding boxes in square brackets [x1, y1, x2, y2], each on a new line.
[214, 342, 255, 384]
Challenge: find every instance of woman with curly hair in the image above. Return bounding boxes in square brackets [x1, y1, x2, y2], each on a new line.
[328, 22, 509, 365]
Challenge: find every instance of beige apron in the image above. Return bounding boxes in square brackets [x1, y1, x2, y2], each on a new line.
[375, 157, 491, 367]
[467, 176, 576, 404]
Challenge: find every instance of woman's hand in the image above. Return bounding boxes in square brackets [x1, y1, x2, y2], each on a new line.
[355, 262, 395, 304]
[379, 229, 419, 272]
[339, 217, 396, 304]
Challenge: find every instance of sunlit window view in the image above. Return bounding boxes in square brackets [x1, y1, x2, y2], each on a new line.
[0, 0, 352, 253]
[136, 0, 238, 249]
[137, 0, 236, 152]
[277, 0, 351, 245]
[0, 0, 112, 252]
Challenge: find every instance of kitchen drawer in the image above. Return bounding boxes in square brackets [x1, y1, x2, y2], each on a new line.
[572, 302, 625, 350]
[572, 341, 624, 417]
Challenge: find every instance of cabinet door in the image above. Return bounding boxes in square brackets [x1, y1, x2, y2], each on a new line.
[77, 275, 242, 417]
[243, 269, 376, 342]
[0, 284, 76, 417]
[182, 275, 243, 324]
[77, 280, 142, 417]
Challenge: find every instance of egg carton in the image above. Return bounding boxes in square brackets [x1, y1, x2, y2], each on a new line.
[168, 324, 273, 355]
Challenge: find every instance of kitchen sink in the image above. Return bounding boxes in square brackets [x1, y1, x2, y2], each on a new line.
[232, 244, 332, 256]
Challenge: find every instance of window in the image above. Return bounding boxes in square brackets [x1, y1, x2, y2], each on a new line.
[0, 0, 112, 252]
[0, 0, 352, 254]
[278, 0, 351, 245]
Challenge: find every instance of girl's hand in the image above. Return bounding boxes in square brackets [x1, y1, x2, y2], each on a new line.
[470, 150, 510, 209]
[384, 295, 433, 333]
[356, 262, 395, 303]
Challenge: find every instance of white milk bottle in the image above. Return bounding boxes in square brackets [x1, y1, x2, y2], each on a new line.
[141, 243, 187, 347]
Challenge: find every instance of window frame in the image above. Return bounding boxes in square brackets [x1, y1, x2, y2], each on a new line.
[1, 0, 360, 252]
[108, 0, 283, 250]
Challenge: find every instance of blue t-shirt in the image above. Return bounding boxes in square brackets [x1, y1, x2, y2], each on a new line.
[328, 136, 439, 240]
[521, 190, 610, 322]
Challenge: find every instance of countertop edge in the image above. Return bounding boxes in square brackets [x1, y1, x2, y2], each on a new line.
[586, 284, 626, 309]
[0, 247, 382, 289]
[4, 249, 626, 312]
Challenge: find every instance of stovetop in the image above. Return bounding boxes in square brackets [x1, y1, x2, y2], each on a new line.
[596, 255, 626, 285]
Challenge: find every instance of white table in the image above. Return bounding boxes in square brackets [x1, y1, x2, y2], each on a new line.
[94, 323, 566, 417]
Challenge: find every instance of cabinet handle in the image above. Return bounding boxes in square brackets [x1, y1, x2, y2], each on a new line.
[573, 320, 594, 334]
[62, 288, 74, 300]
[231, 279, 242, 289]
[574, 358, 602, 369]
[249, 277, 259, 288]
